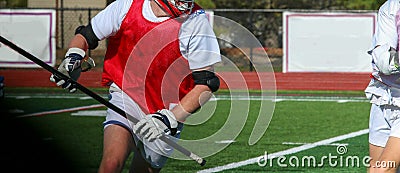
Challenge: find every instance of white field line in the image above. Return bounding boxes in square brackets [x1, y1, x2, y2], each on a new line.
[11, 95, 367, 118]
[8, 95, 107, 100]
[12, 95, 368, 118]
[17, 104, 105, 118]
[211, 95, 368, 102]
[71, 110, 107, 117]
[281, 142, 348, 146]
[7, 94, 368, 102]
[197, 129, 369, 173]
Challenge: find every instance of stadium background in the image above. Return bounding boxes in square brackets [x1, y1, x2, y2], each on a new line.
[0, 0, 373, 90]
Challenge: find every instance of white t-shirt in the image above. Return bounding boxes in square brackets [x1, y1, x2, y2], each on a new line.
[365, 0, 400, 106]
[369, 0, 400, 88]
[371, 0, 400, 49]
[90, 0, 221, 70]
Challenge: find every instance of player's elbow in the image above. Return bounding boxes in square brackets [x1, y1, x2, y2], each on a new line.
[192, 70, 220, 92]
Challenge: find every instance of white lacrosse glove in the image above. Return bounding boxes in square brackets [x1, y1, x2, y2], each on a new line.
[372, 43, 400, 75]
[133, 109, 179, 142]
[50, 48, 95, 92]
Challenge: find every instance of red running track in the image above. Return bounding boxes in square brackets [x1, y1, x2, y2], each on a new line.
[0, 69, 371, 91]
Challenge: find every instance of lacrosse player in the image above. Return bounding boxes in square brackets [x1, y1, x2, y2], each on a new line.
[50, 0, 221, 172]
[365, 0, 400, 172]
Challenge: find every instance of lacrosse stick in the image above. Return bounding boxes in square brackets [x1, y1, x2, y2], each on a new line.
[0, 35, 206, 166]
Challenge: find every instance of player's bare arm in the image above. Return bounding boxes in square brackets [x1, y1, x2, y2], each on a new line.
[49, 23, 98, 92]
[133, 65, 220, 142]
[68, 34, 89, 51]
[172, 66, 217, 122]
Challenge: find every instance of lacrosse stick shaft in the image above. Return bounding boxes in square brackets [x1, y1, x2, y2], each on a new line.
[0, 35, 206, 166]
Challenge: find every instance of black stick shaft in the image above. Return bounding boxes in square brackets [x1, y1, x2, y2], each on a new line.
[0, 35, 205, 166]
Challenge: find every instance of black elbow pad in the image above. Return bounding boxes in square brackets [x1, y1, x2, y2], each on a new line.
[192, 71, 220, 92]
[75, 23, 99, 50]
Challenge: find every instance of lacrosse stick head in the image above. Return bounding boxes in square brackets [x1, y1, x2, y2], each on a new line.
[81, 56, 95, 72]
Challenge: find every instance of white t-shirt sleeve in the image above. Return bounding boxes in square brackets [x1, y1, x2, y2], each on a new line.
[179, 10, 221, 70]
[372, 0, 399, 49]
[91, 0, 132, 40]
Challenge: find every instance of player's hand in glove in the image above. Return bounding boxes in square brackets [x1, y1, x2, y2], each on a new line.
[133, 109, 179, 142]
[50, 48, 95, 92]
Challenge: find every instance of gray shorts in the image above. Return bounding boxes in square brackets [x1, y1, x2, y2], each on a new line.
[103, 83, 183, 168]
